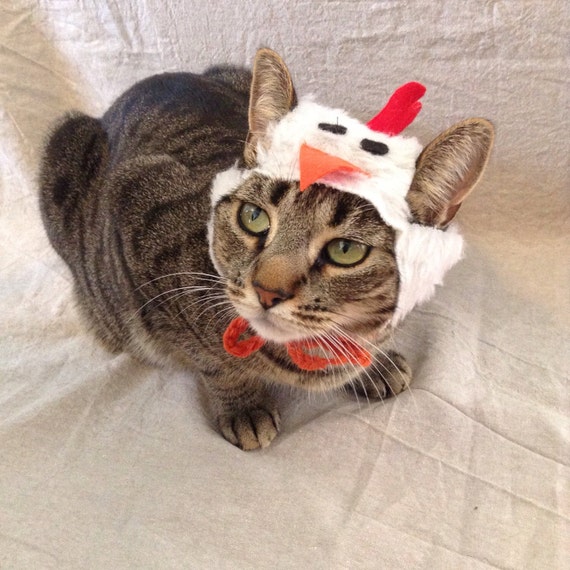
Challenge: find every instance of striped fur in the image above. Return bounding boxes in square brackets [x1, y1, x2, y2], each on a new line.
[40, 65, 412, 451]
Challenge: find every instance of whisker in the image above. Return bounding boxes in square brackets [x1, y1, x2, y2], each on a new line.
[135, 271, 227, 291]
[342, 327, 417, 409]
[324, 328, 379, 403]
[128, 286, 225, 325]
[327, 334, 370, 407]
[176, 293, 230, 316]
[328, 324, 396, 402]
[202, 304, 238, 332]
[179, 296, 234, 321]
[196, 300, 237, 324]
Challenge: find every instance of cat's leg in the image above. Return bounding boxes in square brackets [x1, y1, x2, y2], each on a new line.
[350, 350, 412, 400]
[199, 371, 281, 451]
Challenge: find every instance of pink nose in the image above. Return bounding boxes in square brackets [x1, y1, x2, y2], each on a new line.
[253, 282, 292, 310]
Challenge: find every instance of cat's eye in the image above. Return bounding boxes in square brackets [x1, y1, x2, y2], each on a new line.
[325, 239, 370, 267]
[239, 203, 270, 236]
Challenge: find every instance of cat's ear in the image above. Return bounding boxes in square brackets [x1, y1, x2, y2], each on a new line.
[406, 118, 494, 227]
[244, 48, 297, 167]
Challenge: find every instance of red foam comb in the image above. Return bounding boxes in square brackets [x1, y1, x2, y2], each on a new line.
[366, 82, 426, 136]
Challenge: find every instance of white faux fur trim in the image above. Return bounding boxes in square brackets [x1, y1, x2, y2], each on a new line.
[210, 162, 247, 206]
[393, 223, 464, 325]
[208, 163, 247, 275]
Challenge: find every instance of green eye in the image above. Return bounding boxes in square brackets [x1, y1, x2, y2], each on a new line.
[325, 239, 370, 267]
[239, 203, 270, 236]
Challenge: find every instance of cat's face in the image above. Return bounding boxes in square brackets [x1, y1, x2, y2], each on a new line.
[210, 173, 398, 344]
[209, 48, 493, 349]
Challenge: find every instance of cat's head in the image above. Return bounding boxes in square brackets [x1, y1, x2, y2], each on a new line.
[209, 48, 494, 345]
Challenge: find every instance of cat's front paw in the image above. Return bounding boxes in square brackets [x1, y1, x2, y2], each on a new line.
[218, 406, 281, 451]
[351, 350, 412, 400]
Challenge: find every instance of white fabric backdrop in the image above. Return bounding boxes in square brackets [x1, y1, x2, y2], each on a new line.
[1, 1, 568, 568]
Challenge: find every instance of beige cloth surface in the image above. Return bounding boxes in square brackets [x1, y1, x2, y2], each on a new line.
[1, 1, 568, 568]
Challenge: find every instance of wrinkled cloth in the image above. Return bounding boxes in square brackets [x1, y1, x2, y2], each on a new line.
[0, 1, 568, 568]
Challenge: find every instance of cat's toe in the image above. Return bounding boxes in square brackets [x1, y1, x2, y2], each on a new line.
[352, 350, 412, 400]
[218, 407, 281, 451]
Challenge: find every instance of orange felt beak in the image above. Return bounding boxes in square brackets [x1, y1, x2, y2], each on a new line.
[299, 143, 369, 191]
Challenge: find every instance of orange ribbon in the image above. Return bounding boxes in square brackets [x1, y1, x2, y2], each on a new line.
[223, 317, 372, 371]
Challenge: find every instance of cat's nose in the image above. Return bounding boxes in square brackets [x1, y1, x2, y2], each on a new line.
[253, 281, 293, 310]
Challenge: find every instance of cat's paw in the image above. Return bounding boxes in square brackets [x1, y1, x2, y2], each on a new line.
[218, 406, 281, 451]
[351, 350, 412, 400]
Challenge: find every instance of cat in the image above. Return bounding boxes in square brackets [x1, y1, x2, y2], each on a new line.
[39, 48, 494, 450]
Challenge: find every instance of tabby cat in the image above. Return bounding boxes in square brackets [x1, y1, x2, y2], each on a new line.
[40, 49, 494, 450]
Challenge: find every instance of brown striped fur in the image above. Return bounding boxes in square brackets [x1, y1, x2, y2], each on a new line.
[40, 49, 492, 450]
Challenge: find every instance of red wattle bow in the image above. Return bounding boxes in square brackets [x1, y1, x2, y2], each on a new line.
[223, 317, 372, 371]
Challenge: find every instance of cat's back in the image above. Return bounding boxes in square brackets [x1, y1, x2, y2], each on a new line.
[40, 65, 251, 252]
[101, 68, 251, 168]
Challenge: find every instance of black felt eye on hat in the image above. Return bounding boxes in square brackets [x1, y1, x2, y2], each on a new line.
[360, 138, 389, 156]
[318, 123, 347, 135]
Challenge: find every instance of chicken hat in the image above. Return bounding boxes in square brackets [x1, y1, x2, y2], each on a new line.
[211, 82, 467, 369]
